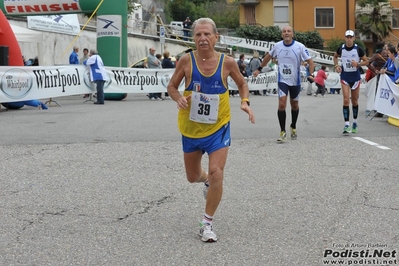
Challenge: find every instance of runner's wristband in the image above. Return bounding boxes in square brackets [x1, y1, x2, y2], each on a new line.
[241, 98, 250, 106]
[258, 67, 263, 72]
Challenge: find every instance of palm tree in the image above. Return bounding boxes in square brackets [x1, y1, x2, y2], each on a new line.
[355, 0, 392, 50]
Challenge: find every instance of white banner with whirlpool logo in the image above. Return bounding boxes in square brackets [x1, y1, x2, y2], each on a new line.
[0, 65, 366, 103]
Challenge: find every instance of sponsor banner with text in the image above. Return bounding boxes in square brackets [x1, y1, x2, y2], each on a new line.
[0, 65, 182, 102]
[97, 15, 122, 38]
[3, 0, 81, 15]
[27, 14, 80, 35]
[219, 35, 339, 66]
[364, 76, 378, 111]
[374, 74, 399, 119]
[0, 66, 366, 103]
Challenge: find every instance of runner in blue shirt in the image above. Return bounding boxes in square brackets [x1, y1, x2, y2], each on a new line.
[333, 30, 369, 134]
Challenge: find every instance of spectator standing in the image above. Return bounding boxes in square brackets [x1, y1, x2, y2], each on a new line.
[253, 25, 315, 142]
[313, 65, 328, 97]
[249, 52, 262, 95]
[262, 55, 278, 96]
[366, 41, 387, 82]
[233, 54, 246, 97]
[166, 17, 255, 243]
[239, 61, 248, 77]
[80, 48, 89, 64]
[333, 30, 369, 134]
[81, 48, 91, 98]
[155, 53, 163, 100]
[379, 45, 398, 83]
[69, 46, 79, 65]
[249, 51, 261, 74]
[162, 51, 175, 99]
[237, 53, 245, 70]
[83, 49, 108, 105]
[304, 62, 314, 95]
[240, 64, 248, 77]
[156, 53, 162, 63]
[365, 42, 387, 117]
[146, 47, 162, 100]
[183, 17, 192, 41]
[268, 57, 277, 71]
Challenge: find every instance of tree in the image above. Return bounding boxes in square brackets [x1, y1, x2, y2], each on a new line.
[355, 0, 392, 50]
[165, 0, 239, 28]
[326, 37, 367, 55]
[236, 25, 281, 42]
[326, 37, 344, 53]
[294, 30, 324, 50]
[167, 0, 196, 22]
[202, 0, 239, 29]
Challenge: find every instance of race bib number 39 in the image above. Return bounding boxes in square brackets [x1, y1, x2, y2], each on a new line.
[189, 91, 220, 124]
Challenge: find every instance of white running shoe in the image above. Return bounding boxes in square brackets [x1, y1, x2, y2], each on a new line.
[199, 222, 217, 242]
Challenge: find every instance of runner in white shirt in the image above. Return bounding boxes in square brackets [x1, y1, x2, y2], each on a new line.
[253, 25, 315, 142]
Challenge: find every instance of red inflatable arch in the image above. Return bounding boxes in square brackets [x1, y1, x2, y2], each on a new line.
[0, 9, 23, 66]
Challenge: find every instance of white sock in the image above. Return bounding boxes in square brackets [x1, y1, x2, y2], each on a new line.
[202, 213, 213, 225]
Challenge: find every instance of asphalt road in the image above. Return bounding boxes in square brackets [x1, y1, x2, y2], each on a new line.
[1, 91, 398, 265]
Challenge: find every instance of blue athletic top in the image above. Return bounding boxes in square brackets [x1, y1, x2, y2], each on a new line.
[178, 52, 230, 138]
[382, 58, 398, 82]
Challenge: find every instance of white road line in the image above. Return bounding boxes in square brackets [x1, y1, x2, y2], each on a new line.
[376, 146, 391, 150]
[352, 137, 391, 150]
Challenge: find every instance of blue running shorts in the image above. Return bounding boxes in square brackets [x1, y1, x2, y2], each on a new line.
[341, 79, 361, 90]
[278, 82, 301, 100]
[182, 122, 231, 154]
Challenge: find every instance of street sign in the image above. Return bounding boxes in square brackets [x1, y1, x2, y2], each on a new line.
[160, 26, 165, 44]
[160, 26, 165, 38]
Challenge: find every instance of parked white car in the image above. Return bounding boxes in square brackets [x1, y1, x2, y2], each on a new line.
[169, 21, 183, 38]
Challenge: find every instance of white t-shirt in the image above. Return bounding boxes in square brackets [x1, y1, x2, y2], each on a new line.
[269, 40, 312, 86]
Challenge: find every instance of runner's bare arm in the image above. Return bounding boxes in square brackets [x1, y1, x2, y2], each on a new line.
[167, 55, 191, 109]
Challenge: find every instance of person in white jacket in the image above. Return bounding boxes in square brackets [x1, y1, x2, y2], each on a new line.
[83, 49, 108, 105]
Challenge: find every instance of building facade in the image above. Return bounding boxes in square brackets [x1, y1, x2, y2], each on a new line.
[239, 0, 399, 55]
[240, 0, 291, 28]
